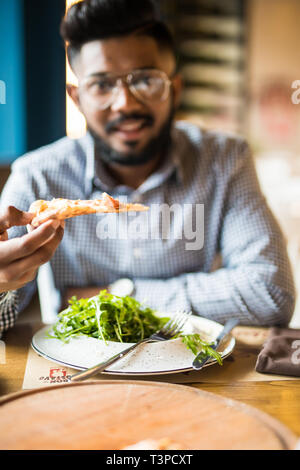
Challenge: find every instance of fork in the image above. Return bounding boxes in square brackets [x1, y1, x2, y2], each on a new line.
[70, 310, 192, 382]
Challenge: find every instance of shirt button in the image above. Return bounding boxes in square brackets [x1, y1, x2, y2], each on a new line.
[132, 194, 143, 204]
[133, 248, 142, 259]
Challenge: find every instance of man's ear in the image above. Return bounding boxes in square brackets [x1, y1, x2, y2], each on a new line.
[171, 74, 183, 110]
[67, 84, 81, 109]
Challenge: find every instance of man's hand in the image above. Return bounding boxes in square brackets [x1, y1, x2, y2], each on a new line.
[0, 206, 64, 293]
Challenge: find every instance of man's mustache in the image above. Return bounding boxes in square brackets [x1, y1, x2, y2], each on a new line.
[105, 113, 154, 133]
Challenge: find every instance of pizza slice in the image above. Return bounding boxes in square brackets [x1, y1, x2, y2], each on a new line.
[122, 438, 184, 450]
[29, 192, 149, 227]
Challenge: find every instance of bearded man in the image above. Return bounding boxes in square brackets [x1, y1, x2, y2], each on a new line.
[0, 0, 295, 336]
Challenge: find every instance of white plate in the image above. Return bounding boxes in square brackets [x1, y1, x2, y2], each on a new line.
[31, 314, 235, 376]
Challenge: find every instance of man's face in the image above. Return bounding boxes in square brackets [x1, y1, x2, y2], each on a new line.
[69, 35, 181, 165]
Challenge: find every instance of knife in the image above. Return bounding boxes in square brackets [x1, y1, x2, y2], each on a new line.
[192, 318, 239, 370]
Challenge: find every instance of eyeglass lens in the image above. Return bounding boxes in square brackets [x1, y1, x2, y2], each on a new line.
[83, 69, 170, 108]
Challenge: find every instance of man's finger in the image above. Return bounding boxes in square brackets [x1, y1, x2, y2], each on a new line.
[0, 206, 33, 233]
[0, 232, 8, 241]
[0, 219, 62, 264]
[0, 268, 38, 292]
[15, 268, 38, 285]
[0, 225, 64, 282]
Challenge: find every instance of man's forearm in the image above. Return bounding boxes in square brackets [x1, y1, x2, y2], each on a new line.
[133, 267, 295, 327]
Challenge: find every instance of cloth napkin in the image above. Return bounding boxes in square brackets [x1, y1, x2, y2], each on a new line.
[255, 327, 300, 377]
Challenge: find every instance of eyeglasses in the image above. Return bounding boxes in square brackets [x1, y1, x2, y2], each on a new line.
[78, 68, 172, 110]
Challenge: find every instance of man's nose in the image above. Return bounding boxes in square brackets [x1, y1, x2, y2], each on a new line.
[110, 81, 143, 112]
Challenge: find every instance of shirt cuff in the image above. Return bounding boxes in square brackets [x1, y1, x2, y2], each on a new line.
[0, 290, 18, 339]
[0, 291, 9, 304]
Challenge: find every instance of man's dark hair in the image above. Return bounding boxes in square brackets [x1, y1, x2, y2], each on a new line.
[60, 0, 176, 69]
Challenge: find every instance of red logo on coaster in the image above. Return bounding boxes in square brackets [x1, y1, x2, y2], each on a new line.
[49, 368, 67, 379]
[39, 368, 71, 383]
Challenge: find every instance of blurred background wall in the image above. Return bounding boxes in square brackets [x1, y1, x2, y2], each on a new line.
[0, 0, 26, 163]
[0, 0, 66, 166]
[0, 0, 299, 323]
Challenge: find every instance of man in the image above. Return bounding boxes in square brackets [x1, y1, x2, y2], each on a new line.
[0, 0, 295, 337]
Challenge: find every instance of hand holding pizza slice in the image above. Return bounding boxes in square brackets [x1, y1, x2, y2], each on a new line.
[29, 192, 149, 227]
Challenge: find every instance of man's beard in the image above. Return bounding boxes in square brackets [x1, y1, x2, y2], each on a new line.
[88, 109, 174, 167]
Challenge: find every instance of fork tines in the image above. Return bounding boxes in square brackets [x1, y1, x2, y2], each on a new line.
[161, 310, 192, 336]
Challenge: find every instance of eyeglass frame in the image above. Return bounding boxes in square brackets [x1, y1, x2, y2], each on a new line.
[76, 68, 174, 110]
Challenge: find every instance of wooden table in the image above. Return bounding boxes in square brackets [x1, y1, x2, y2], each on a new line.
[1, 298, 300, 440]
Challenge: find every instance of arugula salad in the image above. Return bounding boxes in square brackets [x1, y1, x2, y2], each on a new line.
[49, 290, 222, 364]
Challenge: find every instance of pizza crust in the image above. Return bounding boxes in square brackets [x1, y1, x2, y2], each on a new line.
[122, 438, 184, 450]
[29, 193, 149, 227]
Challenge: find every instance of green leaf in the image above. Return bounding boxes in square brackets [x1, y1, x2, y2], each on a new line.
[181, 334, 223, 365]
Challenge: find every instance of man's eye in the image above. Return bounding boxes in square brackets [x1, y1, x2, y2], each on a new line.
[133, 76, 153, 87]
[90, 80, 114, 93]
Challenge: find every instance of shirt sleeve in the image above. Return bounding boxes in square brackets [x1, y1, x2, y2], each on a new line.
[133, 141, 296, 327]
[0, 291, 18, 339]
